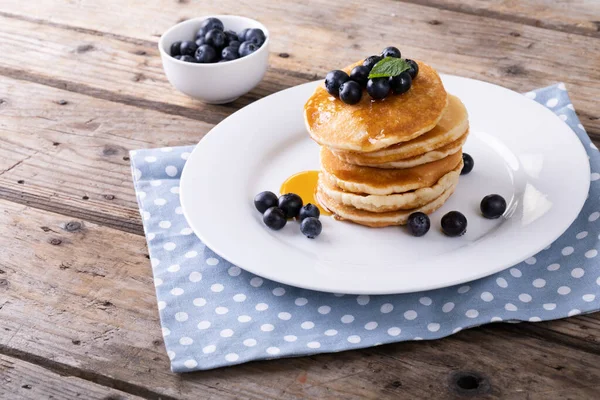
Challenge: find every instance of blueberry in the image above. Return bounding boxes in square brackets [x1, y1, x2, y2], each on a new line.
[224, 30, 239, 44]
[300, 217, 322, 239]
[195, 27, 208, 40]
[324, 70, 349, 97]
[367, 78, 390, 99]
[299, 204, 320, 221]
[205, 29, 226, 50]
[170, 41, 182, 57]
[179, 55, 196, 63]
[174, 55, 182, 60]
[238, 29, 250, 43]
[201, 17, 224, 32]
[381, 46, 401, 58]
[278, 193, 303, 218]
[179, 41, 198, 57]
[221, 46, 239, 61]
[461, 153, 474, 175]
[407, 212, 430, 237]
[350, 65, 370, 88]
[194, 44, 217, 63]
[195, 36, 207, 47]
[339, 80, 362, 105]
[480, 194, 507, 219]
[263, 207, 287, 230]
[254, 191, 278, 213]
[245, 28, 266, 46]
[389, 71, 412, 95]
[441, 211, 467, 237]
[363, 55, 383, 70]
[239, 41, 259, 57]
[228, 40, 241, 50]
[406, 59, 419, 79]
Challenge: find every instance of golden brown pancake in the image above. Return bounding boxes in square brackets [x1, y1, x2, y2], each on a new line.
[320, 148, 463, 195]
[319, 159, 462, 212]
[304, 60, 448, 152]
[317, 183, 457, 228]
[332, 94, 469, 166]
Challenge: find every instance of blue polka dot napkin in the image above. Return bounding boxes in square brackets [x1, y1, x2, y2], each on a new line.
[130, 84, 599, 372]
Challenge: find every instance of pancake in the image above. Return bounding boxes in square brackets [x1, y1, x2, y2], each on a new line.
[321, 147, 463, 195]
[319, 159, 462, 212]
[332, 94, 469, 166]
[304, 60, 448, 152]
[317, 183, 457, 228]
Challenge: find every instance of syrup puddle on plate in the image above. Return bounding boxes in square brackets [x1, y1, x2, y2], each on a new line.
[280, 170, 331, 216]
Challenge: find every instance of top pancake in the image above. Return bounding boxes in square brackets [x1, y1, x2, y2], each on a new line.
[304, 60, 448, 152]
[332, 94, 469, 165]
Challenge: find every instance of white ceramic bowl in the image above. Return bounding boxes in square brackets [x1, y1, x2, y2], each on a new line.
[158, 15, 270, 104]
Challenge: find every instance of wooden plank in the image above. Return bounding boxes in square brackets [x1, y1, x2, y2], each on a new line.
[401, 0, 600, 38]
[0, 3, 598, 137]
[1, 199, 600, 399]
[0, 353, 145, 400]
[0, 75, 216, 234]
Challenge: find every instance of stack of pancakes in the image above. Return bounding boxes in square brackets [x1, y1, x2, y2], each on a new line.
[304, 60, 469, 227]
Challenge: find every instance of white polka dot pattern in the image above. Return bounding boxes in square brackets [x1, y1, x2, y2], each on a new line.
[129, 85, 600, 372]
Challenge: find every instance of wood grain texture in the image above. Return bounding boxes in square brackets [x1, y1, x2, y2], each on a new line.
[401, 0, 600, 37]
[0, 2, 598, 138]
[0, 354, 145, 400]
[0, 200, 600, 399]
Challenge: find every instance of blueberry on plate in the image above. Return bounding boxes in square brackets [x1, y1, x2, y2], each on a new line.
[350, 65, 370, 88]
[170, 41, 182, 57]
[228, 40, 241, 50]
[441, 211, 467, 237]
[205, 29, 226, 50]
[367, 78, 391, 99]
[363, 55, 383, 70]
[179, 55, 196, 63]
[407, 212, 430, 237]
[224, 30, 239, 44]
[254, 191, 278, 213]
[300, 217, 322, 239]
[195, 36, 207, 47]
[221, 46, 240, 61]
[389, 71, 412, 95]
[339, 80, 362, 105]
[239, 41, 259, 57]
[263, 207, 287, 230]
[174, 55, 182, 60]
[278, 193, 303, 218]
[245, 28, 266, 46]
[299, 204, 320, 221]
[179, 41, 198, 57]
[480, 194, 507, 219]
[461, 153, 474, 175]
[405, 59, 419, 79]
[195, 44, 217, 63]
[381, 46, 401, 58]
[324, 70, 349, 97]
[201, 17, 224, 32]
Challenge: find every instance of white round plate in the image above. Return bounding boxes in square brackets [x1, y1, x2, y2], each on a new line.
[180, 76, 590, 295]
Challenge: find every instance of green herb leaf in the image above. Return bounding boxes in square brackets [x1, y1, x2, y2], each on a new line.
[368, 57, 411, 79]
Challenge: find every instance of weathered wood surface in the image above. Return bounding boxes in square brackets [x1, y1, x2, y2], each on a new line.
[0, 0, 599, 398]
[0, 354, 145, 400]
[0, 2, 598, 137]
[1, 200, 600, 399]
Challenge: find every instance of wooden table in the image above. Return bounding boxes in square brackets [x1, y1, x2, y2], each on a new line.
[1, 1, 599, 398]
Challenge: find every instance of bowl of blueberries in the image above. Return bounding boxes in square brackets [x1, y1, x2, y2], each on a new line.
[159, 15, 269, 104]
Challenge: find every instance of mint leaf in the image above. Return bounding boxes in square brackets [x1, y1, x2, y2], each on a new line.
[368, 57, 411, 79]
